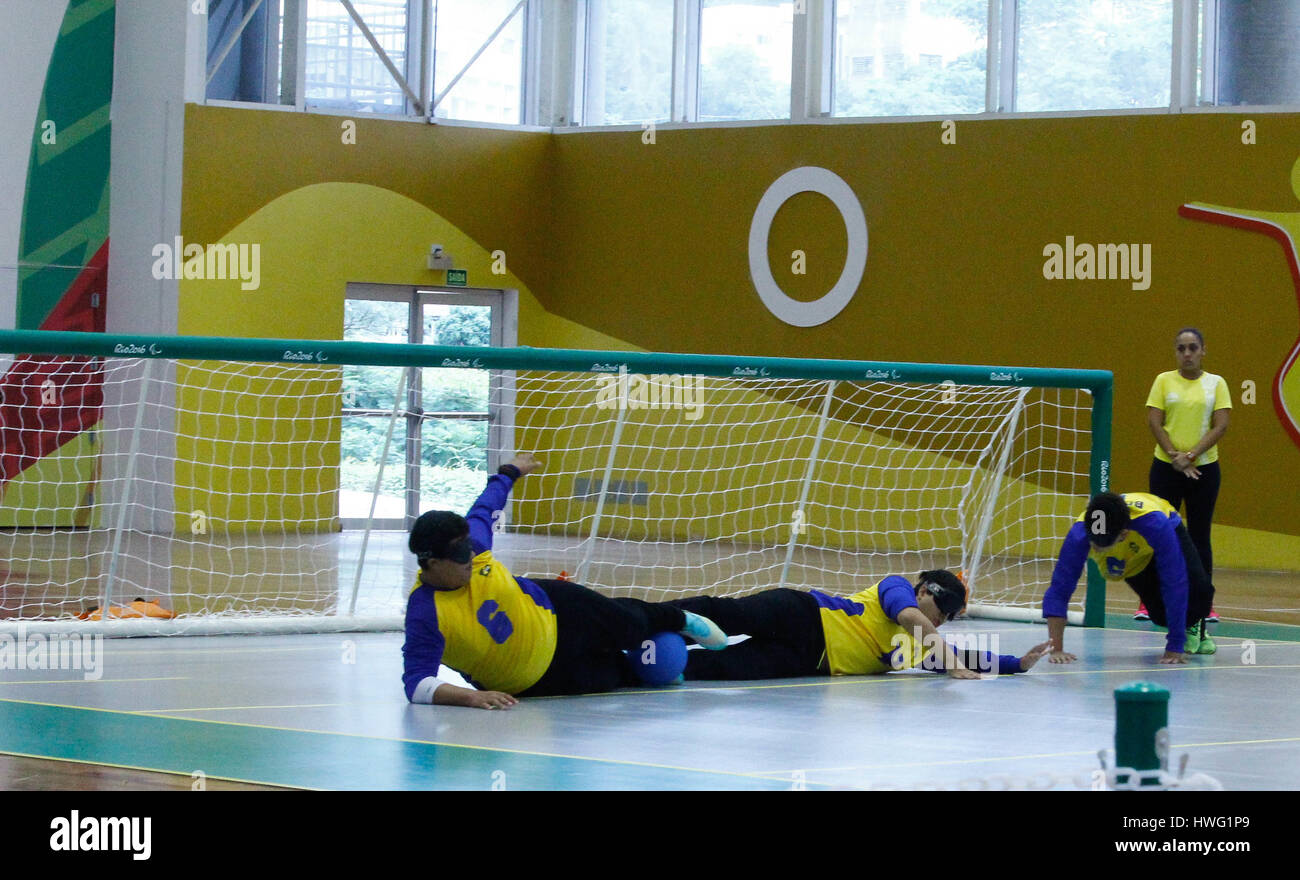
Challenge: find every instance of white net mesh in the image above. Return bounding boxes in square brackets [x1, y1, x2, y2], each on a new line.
[1, 356, 348, 622]
[0, 354, 1095, 630]
[492, 370, 1092, 615]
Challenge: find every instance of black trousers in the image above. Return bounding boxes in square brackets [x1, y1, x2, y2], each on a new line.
[1149, 458, 1222, 578]
[1125, 523, 1215, 629]
[668, 589, 826, 681]
[518, 580, 687, 697]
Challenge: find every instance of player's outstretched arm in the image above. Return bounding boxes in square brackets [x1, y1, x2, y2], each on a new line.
[433, 684, 518, 710]
[1046, 616, 1076, 663]
[896, 607, 980, 680]
[1141, 517, 1191, 655]
[1019, 640, 1055, 671]
[1043, 522, 1090, 663]
[466, 453, 545, 552]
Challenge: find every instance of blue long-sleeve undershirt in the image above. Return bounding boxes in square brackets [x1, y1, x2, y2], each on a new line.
[466, 471, 516, 554]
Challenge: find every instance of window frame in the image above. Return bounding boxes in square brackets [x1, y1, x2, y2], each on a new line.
[199, 1, 1300, 130]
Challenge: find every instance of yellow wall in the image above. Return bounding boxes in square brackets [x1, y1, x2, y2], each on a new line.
[509, 376, 1080, 557]
[0, 432, 98, 527]
[174, 181, 555, 532]
[180, 106, 1300, 569]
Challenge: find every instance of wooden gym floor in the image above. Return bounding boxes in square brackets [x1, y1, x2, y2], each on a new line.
[2, 609, 1297, 791]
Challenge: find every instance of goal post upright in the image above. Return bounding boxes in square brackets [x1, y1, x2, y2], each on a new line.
[1085, 380, 1114, 628]
[777, 379, 836, 591]
[102, 357, 154, 616]
[577, 393, 628, 586]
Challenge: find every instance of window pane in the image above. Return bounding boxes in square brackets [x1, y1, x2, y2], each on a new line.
[420, 419, 489, 513]
[302, 0, 409, 113]
[340, 416, 405, 520]
[434, 0, 525, 124]
[1016, 0, 1171, 112]
[698, 0, 794, 122]
[585, 0, 673, 125]
[1209, 1, 1300, 105]
[833, 0, 988, 117]
[343, 300, 409, 411]
[420, 304, 491, 415]
[207, 0, 276, 103]
[342, 300, 408, 522]
[418, 303, 490, 513]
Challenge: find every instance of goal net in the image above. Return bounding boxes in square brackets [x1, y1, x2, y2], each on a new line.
[0, 330, 1111, 634]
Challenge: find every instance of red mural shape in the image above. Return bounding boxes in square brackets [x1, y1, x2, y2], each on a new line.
[0, 241, 108, 488]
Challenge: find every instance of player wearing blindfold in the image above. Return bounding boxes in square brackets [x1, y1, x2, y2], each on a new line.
[664, 570, 1050, 681]
[402, 453, 730, 709]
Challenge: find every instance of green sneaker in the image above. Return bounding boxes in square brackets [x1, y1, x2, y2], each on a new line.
[1197, 632, 1217, 655]
[1183, 625, 1201, 655]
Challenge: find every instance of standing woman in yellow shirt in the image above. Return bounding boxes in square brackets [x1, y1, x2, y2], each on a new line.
[1141, 328, 1232, 622]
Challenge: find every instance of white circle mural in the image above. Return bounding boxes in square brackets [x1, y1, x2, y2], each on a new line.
[748, 166, 868, 327]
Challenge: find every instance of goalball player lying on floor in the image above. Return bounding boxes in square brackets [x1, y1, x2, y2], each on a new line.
[668, 570, 1052, 681]
[1043, 491, 1216, 665]
[402, 453, 729, 709]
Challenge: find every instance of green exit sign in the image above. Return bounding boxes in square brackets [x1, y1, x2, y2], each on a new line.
[446, 269, 468, 287]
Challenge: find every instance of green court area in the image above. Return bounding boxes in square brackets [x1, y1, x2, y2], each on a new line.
[0, 697, 790, 791]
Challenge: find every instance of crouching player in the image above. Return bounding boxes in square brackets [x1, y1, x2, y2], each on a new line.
[402, 453, 729, 709]
[1043, 491, 1216, 665]
[669, 570, 1051, 681]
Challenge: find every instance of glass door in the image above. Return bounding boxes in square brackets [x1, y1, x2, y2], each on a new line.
[340, 288, 504, 529]
[341, 298, 410, 528]
[410, 295, 500, 517]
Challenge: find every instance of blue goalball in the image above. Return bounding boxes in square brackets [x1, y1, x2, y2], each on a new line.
[629, 631, 688, 686]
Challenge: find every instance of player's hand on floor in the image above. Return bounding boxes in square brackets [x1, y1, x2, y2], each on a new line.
[510, 452, 543, 475]
[1159, 651, 1188, 664]
[1019, 640, 1055, 671]
[947, 666, 982, 680]
[1048, 649, 1077, 663]
[468, 690, 519, 709]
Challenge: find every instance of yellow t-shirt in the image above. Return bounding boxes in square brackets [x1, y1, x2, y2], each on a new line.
[1146, 370, 1232, 465]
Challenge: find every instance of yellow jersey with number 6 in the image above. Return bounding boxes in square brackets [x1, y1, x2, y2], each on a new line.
[407, 550, 558, 694]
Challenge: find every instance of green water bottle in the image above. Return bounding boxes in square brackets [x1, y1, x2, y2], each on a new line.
[1114, 681, 1170, 788]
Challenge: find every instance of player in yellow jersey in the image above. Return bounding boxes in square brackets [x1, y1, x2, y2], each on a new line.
[402, 453, 728, 709]
[1043, 491, 1217, 664]
[1140, 328, 1231, 624]
[668, 570, 1052, 681]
